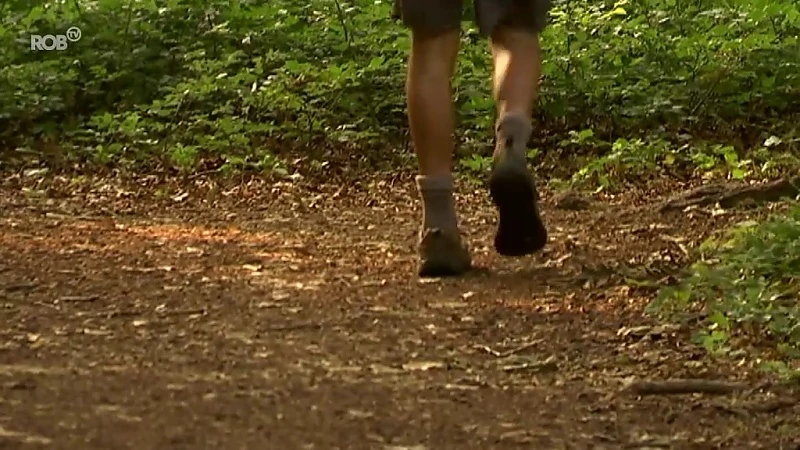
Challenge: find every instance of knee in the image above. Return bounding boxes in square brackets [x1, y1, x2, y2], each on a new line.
[410, 29, 460, 74]
[490, 27, 540, 49]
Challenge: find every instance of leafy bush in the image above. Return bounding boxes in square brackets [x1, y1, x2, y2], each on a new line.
[1, 0, 798, 173]
[566, 133, 800, 191]
[651, 205, 800, 374]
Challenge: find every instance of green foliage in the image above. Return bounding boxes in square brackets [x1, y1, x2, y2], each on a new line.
[458, 148, 540, 183]
[568, 133, 799, 191]
[569, 132, 668, 189]
[650, 206, 800, 375]
[1, 0, 410, 171]
[1, 0, 798, 173]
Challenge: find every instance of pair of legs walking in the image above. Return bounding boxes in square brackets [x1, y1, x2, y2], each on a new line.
[395, 0, 551, 276]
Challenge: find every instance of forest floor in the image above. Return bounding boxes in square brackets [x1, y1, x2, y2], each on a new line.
[0, 172, 798, 449]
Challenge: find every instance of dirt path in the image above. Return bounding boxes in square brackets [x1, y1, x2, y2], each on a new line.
[0, 178, 797, 449]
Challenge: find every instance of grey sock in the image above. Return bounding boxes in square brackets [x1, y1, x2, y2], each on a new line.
[495, 114, 533, 161]
[416, 174, 459, 232]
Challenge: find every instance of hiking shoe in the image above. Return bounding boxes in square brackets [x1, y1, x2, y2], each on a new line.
[488, 118, 548, 257]
[417, 228, 472, 277]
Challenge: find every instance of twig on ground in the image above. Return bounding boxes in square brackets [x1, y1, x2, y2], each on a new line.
[58, 295, 99, 303]
[712, 396, 798, 416]
[32, 301, 60, 310]
[44, 212, 105, 221]
[81, 308, 206, 319]
[474, 344, 502, 357]
[745, 398, 798, 413]
[658, 234, 690, 258]
[187, 168, 222, 180]
[156, 308, 206, 317]
[474, 339, 543, 358]
[621, 378, 749, 396]
[502, 356, 559, 373]
[659, 176, 800, 212]
[2, 282, 39, 293]
[262, 322, 324, 332]
[80, 310, 141, 319]
[499, 340, 544, 357]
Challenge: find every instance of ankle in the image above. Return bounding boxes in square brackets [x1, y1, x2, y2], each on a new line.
[416, 173, 454, 191]
[416, 174, 459, 232]
[495, 114, 532, 161]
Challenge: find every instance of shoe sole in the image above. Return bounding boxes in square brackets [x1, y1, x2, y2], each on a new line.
[489, 161, 548, 257]
[418, 259, 470, 278]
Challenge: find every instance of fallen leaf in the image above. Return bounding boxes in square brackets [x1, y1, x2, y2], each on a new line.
[544, 252, 572, 267]
[0, 426, 52, 445]
[499, 429, 533, 443]
[444, 383, 480, 391]
[429, 301, 469, 309]
[23, 168, 49, 178]
[82, 328, 111, 336]
[617, 325, 651, 338]
[369, 364, 403, 375]
[272, 291, 290, 300]
[346, 409, 374, 419]
[402, 361, 446, 371]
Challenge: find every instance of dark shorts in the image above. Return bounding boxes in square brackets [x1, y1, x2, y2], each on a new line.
[392, 0, 552, 36]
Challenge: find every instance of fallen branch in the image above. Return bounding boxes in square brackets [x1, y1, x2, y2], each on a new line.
[659, 176, 800, 212]
[621, 378, 749, 396]
[711, 396, 798, 416]
[744, 398, 798, 413]
[187, 168, 223, 179]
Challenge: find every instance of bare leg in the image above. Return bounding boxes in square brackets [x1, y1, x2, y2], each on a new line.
[406, 29, 471, 277]
[490, 27, 541, 130]
[487, 26, 548, 256]
[407, 29, 460, 178]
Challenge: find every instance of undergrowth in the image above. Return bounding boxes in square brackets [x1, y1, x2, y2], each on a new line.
[1, 0, 798, 176]
[565, 132, 799, 191]
[650, 205, 800, 379]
